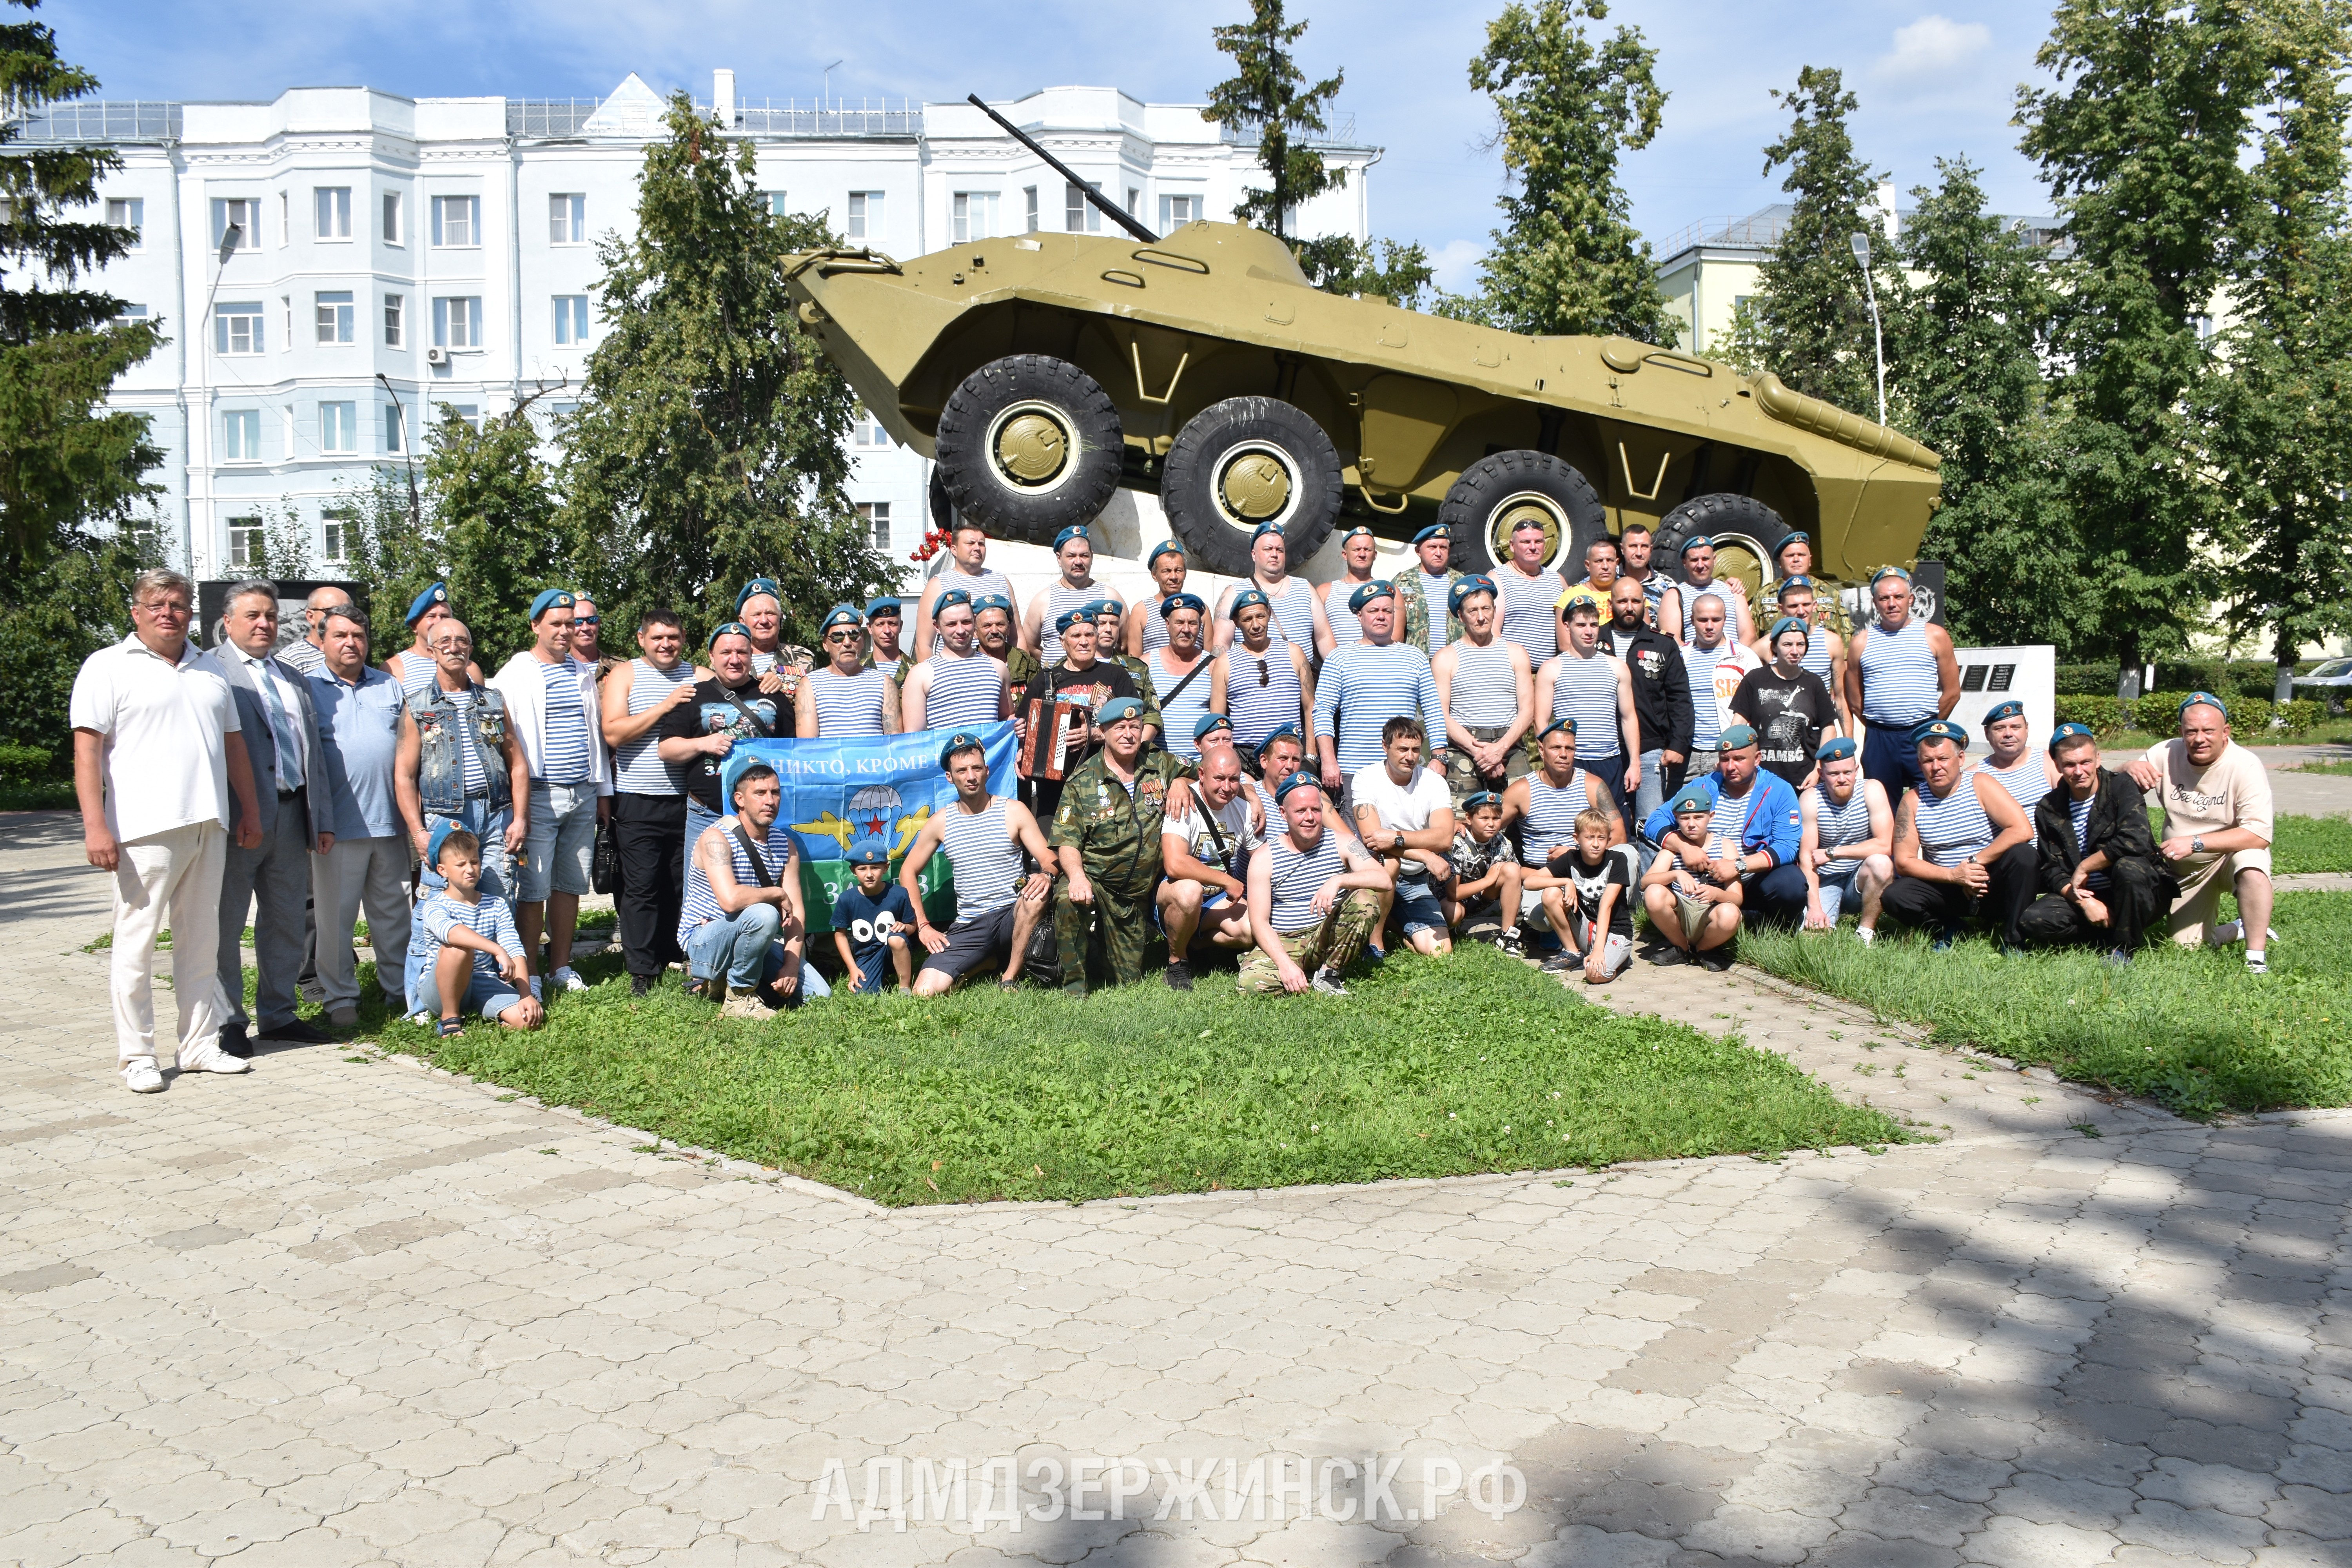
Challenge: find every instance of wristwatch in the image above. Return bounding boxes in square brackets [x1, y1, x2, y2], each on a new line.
[2192, 836, 2205, 855]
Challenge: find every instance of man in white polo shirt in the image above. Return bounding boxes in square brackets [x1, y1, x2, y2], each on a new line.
[71, 568, 264, 1093]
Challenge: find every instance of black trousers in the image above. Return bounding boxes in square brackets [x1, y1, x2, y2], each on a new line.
[2018, 857, 2166, 955]
[1880, 842, 2038, 947]
[614, 792, 688, 975]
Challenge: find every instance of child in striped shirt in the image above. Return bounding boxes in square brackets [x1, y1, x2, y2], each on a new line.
[405, 825, 543, 1033]
[1639, 788, 1744, 969]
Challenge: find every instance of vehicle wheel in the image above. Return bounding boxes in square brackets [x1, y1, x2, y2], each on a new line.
[928, 465, 955, 534]
[1653, 494, 1786, 601]
[933, 355, 1124, 544]
[1438, 450, 1607, 577]
[1160, 397, 1344, 578]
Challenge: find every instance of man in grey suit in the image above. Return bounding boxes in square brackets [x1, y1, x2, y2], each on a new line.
[202, 580, 337, 1054]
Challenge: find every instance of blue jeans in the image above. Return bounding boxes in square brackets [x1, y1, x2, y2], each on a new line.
[1631, 748, 1666, 876]
[519, 780, 597, 902]
[403, 945, 525, 1020]
[418, 797, 514, 899]
[683, 904, 832, 1002]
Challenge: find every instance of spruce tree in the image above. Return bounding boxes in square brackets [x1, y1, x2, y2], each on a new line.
[1721, 67, 1902, 418]
[1203, 0, 1346, 242]
[559, 96, 888, 646]
[1461, 0, 1677, 344]
[429, 396, 568, 663]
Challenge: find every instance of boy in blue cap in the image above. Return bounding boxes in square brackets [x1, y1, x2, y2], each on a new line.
[831, 837, 916, 993]
[406, 823, 541, 1033]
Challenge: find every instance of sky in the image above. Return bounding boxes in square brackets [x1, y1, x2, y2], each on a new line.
[58, 0, 2069, 293]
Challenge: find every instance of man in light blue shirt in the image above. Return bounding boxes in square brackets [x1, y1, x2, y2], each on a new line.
[306, 604, 412, 1027]
[1311, 581, 1444, 797]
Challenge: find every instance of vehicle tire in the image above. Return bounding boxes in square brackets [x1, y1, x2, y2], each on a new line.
[928, 465, 955, 534]
[1439, 450, 1607, 577]
[1653, 493, 1786, 601]
[933, 355, 1124, 544]
[1160, 397, 1344, 579]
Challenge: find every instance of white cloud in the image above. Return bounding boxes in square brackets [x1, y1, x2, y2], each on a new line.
[1429, 238, 1486, 295]
[1873, 15, 1993, 83]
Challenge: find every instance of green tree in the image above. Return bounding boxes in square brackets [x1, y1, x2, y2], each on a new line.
[1897, 158, 2081, 649]
[428, 394, 566, 664]
[321, 466, 434, 631]
[559, 96, 889, 647]
[2016, 0, 2269, 676]
[1292, 235, 1436, 309]
[1721, 67, 1901, 418]
[2206, 0, 2352, 697]
[1203, 0, 1347, 242]
[1458, 0, 1677, 344]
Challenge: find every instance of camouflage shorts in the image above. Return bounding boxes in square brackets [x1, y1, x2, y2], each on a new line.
[1235, 889, 1381, 993]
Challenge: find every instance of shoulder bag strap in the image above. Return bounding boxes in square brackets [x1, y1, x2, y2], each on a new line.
[1158, 653, 1211, 710]
[731, 822, 779, 887]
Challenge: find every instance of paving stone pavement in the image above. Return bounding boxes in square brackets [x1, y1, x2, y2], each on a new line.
[6, 809, 2352, 1568]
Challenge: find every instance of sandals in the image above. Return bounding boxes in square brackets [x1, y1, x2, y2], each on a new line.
[437, 1016, 464, 1037]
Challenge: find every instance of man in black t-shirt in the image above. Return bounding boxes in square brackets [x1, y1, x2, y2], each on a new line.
[657, 622, 791, 853]
[1731, 617, 1838, 789]
[1019, 608, 1139, 822]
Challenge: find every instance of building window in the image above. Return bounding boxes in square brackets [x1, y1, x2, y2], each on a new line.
[1024, 187, 1039, 233]
[215, 301, 265, 355]
[105, 197, 142, 242]
[114, 302, 149, 328]
[433, 296, 480, 350]
[952, 191, 998, 244]
[549, 192, 584, 245]
[383, 402, 407, 453]
[278, 191, 288, 245]
[856, 501, 891, 551]
[431, 194, 479, 247]
[212, 197, 260, 251]
[552, 295, 590, 345]
[228, 520, 263, 568]
[1127, 187, 1140, 215]
[1065, 181, 1102, 234]
[441, 403, 479, 430]
[319, 401, 358, 454]
[382, 191, 403, 244]
[321, 510, 355, 565]
[1159, 194, 1199, 233]
[221, 409, 261, 461]
[853, 406, 889, 447]
[847, 191, 881, 241]
[761, 191, 788, 217]
[383, 293, 403, 347]
[314, 290, 354, 344]
[314, 187, 351, 240]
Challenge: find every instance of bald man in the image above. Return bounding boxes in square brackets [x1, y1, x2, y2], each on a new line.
[278, 586, 352, 676]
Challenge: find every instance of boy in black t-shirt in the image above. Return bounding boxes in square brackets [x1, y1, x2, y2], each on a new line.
[832, 838, 916, 994]
[1545, 807, 1634, 983]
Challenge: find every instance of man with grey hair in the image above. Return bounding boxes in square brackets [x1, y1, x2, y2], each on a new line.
[72, 568, 263, 1091]
[305, 603, 413, 1026]
[278, 585, 352, 677]
[201, 579, 337, 1054]
[2124, 691, 2277, 971]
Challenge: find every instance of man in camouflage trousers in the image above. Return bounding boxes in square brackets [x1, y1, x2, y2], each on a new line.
[1049, 697, 1193, 996]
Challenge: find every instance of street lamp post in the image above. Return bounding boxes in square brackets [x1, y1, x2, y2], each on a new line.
[1847, 230, 1886, 427]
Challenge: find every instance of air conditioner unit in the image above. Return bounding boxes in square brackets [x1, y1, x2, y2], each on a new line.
[425, 346, 449, 366]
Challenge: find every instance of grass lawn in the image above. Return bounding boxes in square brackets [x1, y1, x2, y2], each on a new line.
[1737, 891, 2352, 1118]
[374, 942, 1904, 1206]
[2276, 815, 2352, 873]
[2288, 759, 2352, 779]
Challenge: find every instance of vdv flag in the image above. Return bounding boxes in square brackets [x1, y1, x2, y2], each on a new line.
[726, 722, 1018, 934]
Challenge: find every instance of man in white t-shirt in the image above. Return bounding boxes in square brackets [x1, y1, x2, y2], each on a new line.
[1157, 742, 1267, 989]
[70, 568, 264, 1093]
[2123, 691, 2277, 971]
[1351, 715, 1458, 955]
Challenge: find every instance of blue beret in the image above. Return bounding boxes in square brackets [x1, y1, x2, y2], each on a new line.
[1229, 587, 1271, 616]
[1449, 573, 1497, 612]
[1097, 696, 1146, 725]
[1193, 711, 1234, 742]
[2181, 690, 2229, 719]
[528, 589, 574, 621]
[1776, 574, 1817, 599]
[1252, 521, 1286, 542]
[971, 593, 1012, 615]
[1775, 532, 1810, 555]
[1984, 699, 2025, 724]
[1161, 591, 1207, 617]
[1273, 769, 1321, 804]
[1871, 565, 1912, 586]
[1816, 736, 1859, 762]
[1347, 579, 1396, 613]
[864, 597, 902, 619]
[1913, 718, 1968, 747]
[405, 583, 450, 625]
[1260, 722, 1304, 749]
[1537, 715, 1577, 742]
[938, 730, 987, 771]
[1054, 606, 1092, 634]
[1719, 723, 1759, 749]
[2048, 722, 2097, 753]
[708, 619, 751, 650]
[847, 837, 891, 867]
[1412, 524, 1450, 546]
[1053, 525, 1091, 550]
[1339, 524, 1376, 543]
[1147, 539, 1186, 566]
[1768, 615, 1809, 644]
[425, 817, 462, 867]
[1670, 786, 1713, 815]
[1085, 597, 1124, 621]
[1461, 789, 1503, 813]
[819, 603, 865, 634]
[1680, 534, 1715, 555]
[735, 577, 781, 613]
[933, 588, 972, 615]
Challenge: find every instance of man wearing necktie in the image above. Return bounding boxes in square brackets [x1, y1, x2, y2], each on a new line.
[201, 581, 338, 1054]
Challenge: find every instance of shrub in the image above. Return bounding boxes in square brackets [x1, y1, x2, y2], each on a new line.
[0, 741, 55, 784]
[2053, 696, 2132, 737]
[2279, 699, 2325, 738]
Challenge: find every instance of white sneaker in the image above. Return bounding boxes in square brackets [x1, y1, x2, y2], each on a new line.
[2247, 951, 2269, 975]
[1855, 928, 1876, 945]
[177, 1043, 251, 1075]
[552, 966, 588, 994]
[122, 1057, 164, 1093]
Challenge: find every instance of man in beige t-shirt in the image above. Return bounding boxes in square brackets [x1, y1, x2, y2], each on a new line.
[2124, 692, 2275, 970]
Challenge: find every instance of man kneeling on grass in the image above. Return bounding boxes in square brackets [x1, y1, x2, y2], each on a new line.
[2123, 691, 2277, 973]
[1642, 786, 1744, 968]
[1881, 719, 2036, 951]
[406, 823, 543, 1034]
[901, 732, 1056, 995]
[1157, 742, 1266, 989]
[1799, 737, 1893, 940]
[2018, 722, 2171, 964]
[681, 761, 829, 1018]
[1239, 773, 1391, 996]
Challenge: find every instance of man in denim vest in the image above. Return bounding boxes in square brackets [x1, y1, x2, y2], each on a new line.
[395, 618, 529, 902]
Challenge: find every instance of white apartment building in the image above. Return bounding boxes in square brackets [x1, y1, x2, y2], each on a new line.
[34, 75, 1376, 585]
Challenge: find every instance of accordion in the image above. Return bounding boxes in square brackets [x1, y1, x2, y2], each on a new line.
[1019, 698, 1087, 780]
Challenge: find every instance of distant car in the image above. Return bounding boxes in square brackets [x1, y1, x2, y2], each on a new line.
[2293, 658, 2352, 708]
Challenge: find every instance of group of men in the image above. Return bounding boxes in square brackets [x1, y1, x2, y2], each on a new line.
[74, 515, 2284, 1087]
